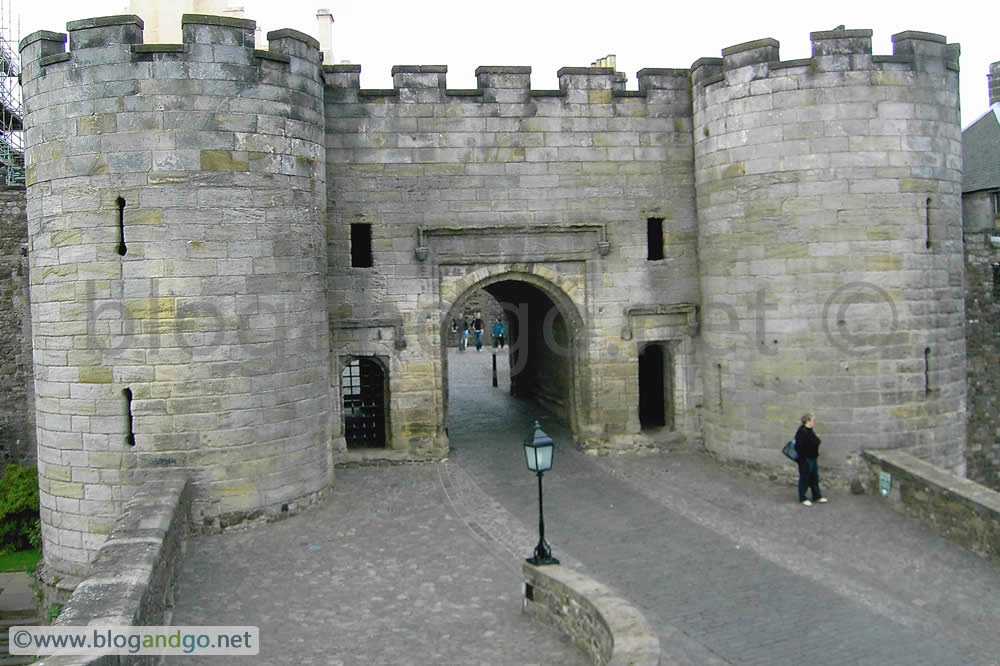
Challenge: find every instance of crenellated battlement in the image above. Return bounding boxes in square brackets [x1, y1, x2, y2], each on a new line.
[323, 62, 692, 113]
[19, 14, 323, 88]
[691, 27, 959, 91]
[321, 26, 958, 116]
[19, 13, 328, 164]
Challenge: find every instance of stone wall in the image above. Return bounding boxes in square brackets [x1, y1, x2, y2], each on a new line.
[20, 14, 334, 580]
[324, 64, 702, 453]
[0, 186, 34, 466]
[36, 475, 192, 666]
[964, 227, 1000, 489]
[522, 562, 660, 666]
[693, 30, 967, 479]
[862, 449, 1000, 563]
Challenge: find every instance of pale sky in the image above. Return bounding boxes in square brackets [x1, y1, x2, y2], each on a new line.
[4, 0, 996, 129]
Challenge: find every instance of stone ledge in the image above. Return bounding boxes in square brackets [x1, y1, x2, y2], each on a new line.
[266, 28, 320, 50]
[38, 53, 71, 67]
[334, 447, 444, 467]
[133, 44, 184, 54]
[66, 15, 144, 32]
[18, 30, 67, 52]
[35, 475, 192, 666]
[180, 13, 255, 29]
[522, 562, 660, 666]
[862, 449, 1000, 563]
[254, 50, 291, 64]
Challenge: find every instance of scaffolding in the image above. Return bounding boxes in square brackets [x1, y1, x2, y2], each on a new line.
[0, 0, 22, 186]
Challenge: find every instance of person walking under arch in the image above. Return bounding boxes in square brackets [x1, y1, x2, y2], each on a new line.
[472, 311, 485, 351]
[795, 413, 827, 506]
[458, 316, 469, 351]
[492, 316, 505, 350]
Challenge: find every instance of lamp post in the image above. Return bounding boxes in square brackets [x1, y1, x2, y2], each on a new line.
[523, 420, 559, 565]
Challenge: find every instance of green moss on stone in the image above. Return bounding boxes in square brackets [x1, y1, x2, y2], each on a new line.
[200, 149, 249, 172]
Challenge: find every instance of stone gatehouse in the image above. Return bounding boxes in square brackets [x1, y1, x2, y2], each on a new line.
[12, 14, 973, 580]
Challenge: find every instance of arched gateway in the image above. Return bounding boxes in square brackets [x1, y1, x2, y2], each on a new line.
[440, 266, 588, 441]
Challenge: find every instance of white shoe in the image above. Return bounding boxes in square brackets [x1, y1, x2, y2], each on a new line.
[801, 500, 812, 506]
[817, 497, 828, 504]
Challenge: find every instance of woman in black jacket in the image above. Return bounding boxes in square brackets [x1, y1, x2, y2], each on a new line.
[795, 413, 827, 506]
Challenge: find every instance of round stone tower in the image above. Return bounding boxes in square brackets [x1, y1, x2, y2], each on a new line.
[19, 14, 332, 580]
[692, 29, 966, 479]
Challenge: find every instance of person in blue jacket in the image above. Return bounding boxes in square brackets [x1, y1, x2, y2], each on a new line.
[795, 413, 827, 506]
[491, 316, 505, 349]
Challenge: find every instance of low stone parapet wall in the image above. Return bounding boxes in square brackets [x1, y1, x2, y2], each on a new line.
[35, 475, 192, 666]
[862, 449, 1000, 563]
[522, 562, 660, 666]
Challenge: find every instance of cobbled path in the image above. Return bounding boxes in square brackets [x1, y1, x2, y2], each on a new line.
[170, 348, 1000, 664]
[446, 348, 1000, 665]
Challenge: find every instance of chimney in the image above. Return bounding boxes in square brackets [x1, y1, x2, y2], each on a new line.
[590, 54, 616, 69]
[223, 5, 247, 20]
[990, 61, 1000, 107]
[317, 8, 334, 64]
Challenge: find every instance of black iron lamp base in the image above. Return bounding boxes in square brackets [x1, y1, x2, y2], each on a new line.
[526, 540, 559, 566]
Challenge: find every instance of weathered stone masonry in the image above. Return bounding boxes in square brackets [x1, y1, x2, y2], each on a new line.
[693, 31, 966, 477]
[964, 213, 1000, 489]
[962, 63, 1000, 490]
[20, 15, 333, 580]
[0, 186, 34, 465]
[324, 63, 700, 453]
[16, 15, 977, 582]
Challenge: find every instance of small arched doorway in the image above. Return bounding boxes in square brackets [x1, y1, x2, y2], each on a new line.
[341, 357, 388, 448]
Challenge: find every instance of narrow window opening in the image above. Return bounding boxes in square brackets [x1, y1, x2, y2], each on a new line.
[350, 223, 373, 268]
[716, 363, 723, 410]
[647, 218, 664, 261]
[925, 197, 932, 249]
[923, 347, 931, 394]
[117, 196, 127, 256]
[992, 263, 1000, 298]
[122, 387, 136, 446]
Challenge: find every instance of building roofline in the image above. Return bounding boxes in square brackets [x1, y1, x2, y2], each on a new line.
[963, 102, 1000, 132]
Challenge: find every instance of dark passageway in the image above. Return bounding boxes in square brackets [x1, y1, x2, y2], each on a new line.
[441, 275, 581, 436]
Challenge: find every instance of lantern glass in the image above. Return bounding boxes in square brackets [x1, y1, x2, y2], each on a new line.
[523, 421, 554, 472]
[524, 445, 537, 471]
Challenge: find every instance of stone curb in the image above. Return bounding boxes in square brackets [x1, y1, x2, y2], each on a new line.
[523, 562, 661, 666]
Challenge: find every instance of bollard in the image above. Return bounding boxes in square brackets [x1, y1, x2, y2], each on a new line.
[492, 352, 498, 387]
